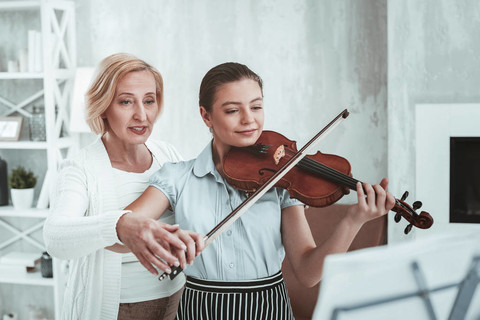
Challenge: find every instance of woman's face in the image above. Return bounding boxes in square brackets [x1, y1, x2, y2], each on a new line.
[201, 79, 264, 150]
[103, 70, 159, 146]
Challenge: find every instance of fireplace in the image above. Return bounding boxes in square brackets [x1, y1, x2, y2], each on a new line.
[415, 104, 480, 238]
[450, 137, 480, 223]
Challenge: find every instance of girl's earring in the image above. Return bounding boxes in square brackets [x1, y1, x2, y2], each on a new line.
[209, 127, 213, 133]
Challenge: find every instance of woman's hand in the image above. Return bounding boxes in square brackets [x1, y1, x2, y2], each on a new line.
[170, 229, 205, 270]
[116, 212, 187, 275]
[115, 187, 206, 274]
[347, 178, 395, 226]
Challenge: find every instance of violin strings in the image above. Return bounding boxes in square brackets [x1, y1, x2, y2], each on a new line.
[302, 158, 358, 189]
[298, 157, 360, 190]
[286, 152, 404, 211]
[283, 149, 358, 188]
[282, 153, 406, 213]
[300, 158, 404, 210]
[300, 158, 403, 206]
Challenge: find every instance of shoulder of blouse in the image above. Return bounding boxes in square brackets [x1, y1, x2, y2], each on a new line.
[146, 139, 183, 162]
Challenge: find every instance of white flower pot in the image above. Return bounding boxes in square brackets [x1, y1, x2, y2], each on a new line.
[10, 188, 34, 210]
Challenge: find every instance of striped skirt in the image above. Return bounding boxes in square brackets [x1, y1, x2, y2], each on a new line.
[176, 271, 294, 320]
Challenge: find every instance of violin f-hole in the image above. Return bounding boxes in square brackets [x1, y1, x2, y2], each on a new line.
[259, 168, 277, 176]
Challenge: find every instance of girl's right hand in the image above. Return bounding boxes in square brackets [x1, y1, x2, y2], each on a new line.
[170, 229, 205, 269]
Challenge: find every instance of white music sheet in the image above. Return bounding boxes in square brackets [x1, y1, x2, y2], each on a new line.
[313, 232, 480, 320]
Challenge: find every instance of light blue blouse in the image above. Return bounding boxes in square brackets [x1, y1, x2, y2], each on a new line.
[149, 141, 303, 281]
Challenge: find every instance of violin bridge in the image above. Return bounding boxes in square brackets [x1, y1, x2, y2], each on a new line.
[273, 145, 285, 165]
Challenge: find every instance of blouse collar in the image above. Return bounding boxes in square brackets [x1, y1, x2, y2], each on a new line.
[193, 140, 223, 183]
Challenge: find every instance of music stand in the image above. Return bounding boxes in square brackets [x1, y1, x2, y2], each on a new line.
[313, 232, 480, 320]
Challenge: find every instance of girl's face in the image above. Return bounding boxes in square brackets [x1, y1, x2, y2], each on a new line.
[103, 70, 159, 146]
[201, 79, 264, 151]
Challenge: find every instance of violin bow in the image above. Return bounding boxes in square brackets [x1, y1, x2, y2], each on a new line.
[159, 109, 350, 281]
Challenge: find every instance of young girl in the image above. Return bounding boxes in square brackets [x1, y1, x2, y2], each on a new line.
[120, 62, 395, 319]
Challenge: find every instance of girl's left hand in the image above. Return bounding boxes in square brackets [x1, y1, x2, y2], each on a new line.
[347, 177, 395, 225]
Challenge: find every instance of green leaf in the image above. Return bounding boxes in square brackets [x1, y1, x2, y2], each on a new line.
[8, 166, 37, 189]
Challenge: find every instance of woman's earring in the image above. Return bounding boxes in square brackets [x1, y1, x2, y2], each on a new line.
[209, 127, 213, 133]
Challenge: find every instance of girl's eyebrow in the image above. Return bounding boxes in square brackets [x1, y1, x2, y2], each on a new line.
[221, 97, 263, 107]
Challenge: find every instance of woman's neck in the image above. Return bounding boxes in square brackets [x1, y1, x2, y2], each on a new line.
[102, 133, 152, 172]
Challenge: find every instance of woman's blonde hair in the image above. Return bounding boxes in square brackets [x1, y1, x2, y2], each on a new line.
[85, 53, 164, 134]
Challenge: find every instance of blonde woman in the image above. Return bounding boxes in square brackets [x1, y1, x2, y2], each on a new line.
[43, 53, 203, 320]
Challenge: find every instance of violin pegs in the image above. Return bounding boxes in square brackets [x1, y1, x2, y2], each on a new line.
[412, 201, 422, 211]
[394, 213, 402, 223]
[401, 191, 409, 202]
[404, 224, 413, 235]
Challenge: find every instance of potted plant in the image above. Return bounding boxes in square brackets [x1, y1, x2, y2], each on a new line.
[8, 166, 37, 210]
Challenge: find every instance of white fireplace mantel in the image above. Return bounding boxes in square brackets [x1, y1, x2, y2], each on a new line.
[415, 103, 480, 239]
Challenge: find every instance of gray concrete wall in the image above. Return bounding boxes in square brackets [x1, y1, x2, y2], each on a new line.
[387, 0, 480, 242]
[1, 0, 389, 317]
[1, 0, 389, 207]
[75, 0, 388, 179]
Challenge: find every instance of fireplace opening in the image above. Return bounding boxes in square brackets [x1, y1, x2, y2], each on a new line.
[450, 137, 480, 223]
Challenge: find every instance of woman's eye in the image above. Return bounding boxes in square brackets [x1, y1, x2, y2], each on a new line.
[252, 105, 263, 110]
[120, 100, 132, 105]
[144, 99, 155, 105]
[225, 109, 238, 114]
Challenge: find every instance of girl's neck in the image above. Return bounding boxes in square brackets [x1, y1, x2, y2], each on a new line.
[211, 139, 230, 177]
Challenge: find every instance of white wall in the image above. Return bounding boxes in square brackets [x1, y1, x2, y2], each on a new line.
[0, 0, 389, 207]
[1, 0, 389, 204]
[74, 0, 388, 180]
[387, 0, 480, 242]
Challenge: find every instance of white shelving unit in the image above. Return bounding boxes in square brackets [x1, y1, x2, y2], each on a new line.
[0, 1, 76, 319]
[0, 265, 54, 286]
[0, 207, 53, 286]
[0, 208, 61, 316]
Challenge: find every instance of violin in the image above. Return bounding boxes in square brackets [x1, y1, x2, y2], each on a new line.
[158, 110, 433, 282]
[223, 130, 433, 234]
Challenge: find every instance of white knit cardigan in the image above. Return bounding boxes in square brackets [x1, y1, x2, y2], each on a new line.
[43, 137, 182, 320]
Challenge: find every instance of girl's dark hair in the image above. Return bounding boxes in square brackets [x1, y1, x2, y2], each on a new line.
[199, 62, 263, 112]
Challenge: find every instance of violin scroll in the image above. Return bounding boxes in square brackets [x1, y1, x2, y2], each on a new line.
[392, 191, 434, 234]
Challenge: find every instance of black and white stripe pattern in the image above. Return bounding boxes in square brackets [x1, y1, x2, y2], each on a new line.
[176, 271, 294, 320]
